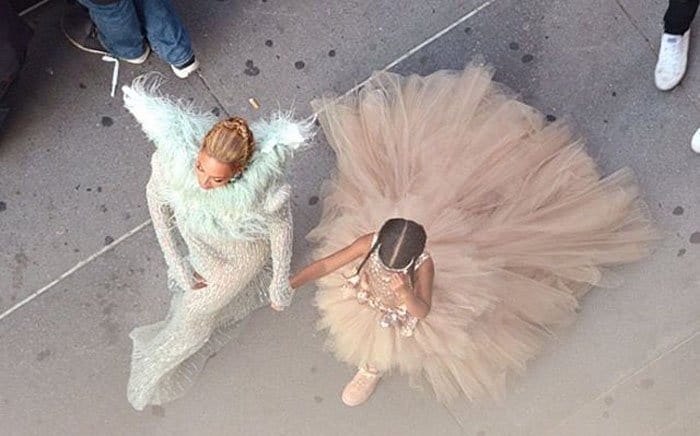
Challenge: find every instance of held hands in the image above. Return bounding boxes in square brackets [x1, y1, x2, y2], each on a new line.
[270, 296, 293, 312]
[192, 270, 208, 290]
[270, 279, 295, 312]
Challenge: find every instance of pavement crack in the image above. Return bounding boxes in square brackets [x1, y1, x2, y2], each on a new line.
[196, 71, 231, 118]
[613, 0, 652, 50]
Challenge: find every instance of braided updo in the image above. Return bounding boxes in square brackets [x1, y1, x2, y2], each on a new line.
[356, 218, 427, 280]
[201, 117, 256, 171]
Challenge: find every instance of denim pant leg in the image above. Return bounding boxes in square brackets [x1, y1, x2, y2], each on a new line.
[77, 0, 146, 59]
[134, 0, 193, 66]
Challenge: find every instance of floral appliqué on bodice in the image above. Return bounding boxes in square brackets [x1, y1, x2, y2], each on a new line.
[344, 250, 431, 337]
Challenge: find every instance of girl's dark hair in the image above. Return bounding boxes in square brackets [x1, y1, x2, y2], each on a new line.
[356, 218, 427, 279]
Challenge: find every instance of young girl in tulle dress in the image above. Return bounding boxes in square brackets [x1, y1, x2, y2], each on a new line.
[290, 64, 655, 407]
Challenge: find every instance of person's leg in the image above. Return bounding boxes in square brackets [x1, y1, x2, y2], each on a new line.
[0, 0, 33, 97]
[655, 0, 699, 90]
[665, 0, 700, 34]
[133, 0, 197, 76]
[73, 0, 148, 61]
[0, 0, 33, 128]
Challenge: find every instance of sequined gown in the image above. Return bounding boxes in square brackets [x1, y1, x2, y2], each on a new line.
[122, 76, 305, 411]
[126, 165, 292, 411]
[309, 65, 656, 406]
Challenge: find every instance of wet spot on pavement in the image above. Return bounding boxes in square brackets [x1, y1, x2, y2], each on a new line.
[36, 349, 52, 362]
[690, 232, 700, 244]
[638, 378, 655, 390]
[244, 60, 260, 76]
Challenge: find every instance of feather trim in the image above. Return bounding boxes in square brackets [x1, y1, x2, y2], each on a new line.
[123, 74, 315, 241]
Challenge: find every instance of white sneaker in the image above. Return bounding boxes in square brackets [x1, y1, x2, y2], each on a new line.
[171, 56, 199, 79]
[122, 45, 150, 65]
[655, 31, 690, 91]
[341, 368, 381, 407]
[691, 127, 700, 153]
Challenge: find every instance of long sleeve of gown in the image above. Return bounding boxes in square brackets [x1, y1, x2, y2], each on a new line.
[265, 184, 294, 308]
[146, 170, 193, 291]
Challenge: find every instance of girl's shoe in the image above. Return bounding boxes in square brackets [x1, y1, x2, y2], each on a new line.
[341, 367, 381, 407]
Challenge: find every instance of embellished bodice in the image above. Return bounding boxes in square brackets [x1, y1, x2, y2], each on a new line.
[345, 250, 431, 337]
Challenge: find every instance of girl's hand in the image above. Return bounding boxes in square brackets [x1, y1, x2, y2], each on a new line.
[390, 274, 410, 298]
[289, 275, 298, 291]
[192, 270, 208, 290]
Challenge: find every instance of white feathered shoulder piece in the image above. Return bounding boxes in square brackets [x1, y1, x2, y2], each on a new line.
[122, 74, 315, 240]
[122, 73, 216, 155]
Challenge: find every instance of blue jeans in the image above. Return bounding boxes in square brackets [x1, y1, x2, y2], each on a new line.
[77, 0, 193, 66]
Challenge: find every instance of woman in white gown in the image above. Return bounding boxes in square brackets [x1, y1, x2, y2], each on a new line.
[122, 75, 313, 410]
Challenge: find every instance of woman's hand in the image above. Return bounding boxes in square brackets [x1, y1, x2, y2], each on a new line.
[271, 282, 296, 312]
[270, 279, 295, 311]
[192, 270, 208, 290]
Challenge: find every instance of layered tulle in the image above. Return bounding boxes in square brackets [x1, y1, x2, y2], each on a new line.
[308, 65, 655, 404]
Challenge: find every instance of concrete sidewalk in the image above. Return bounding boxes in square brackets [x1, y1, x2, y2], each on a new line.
[1, 0, 699, 435]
